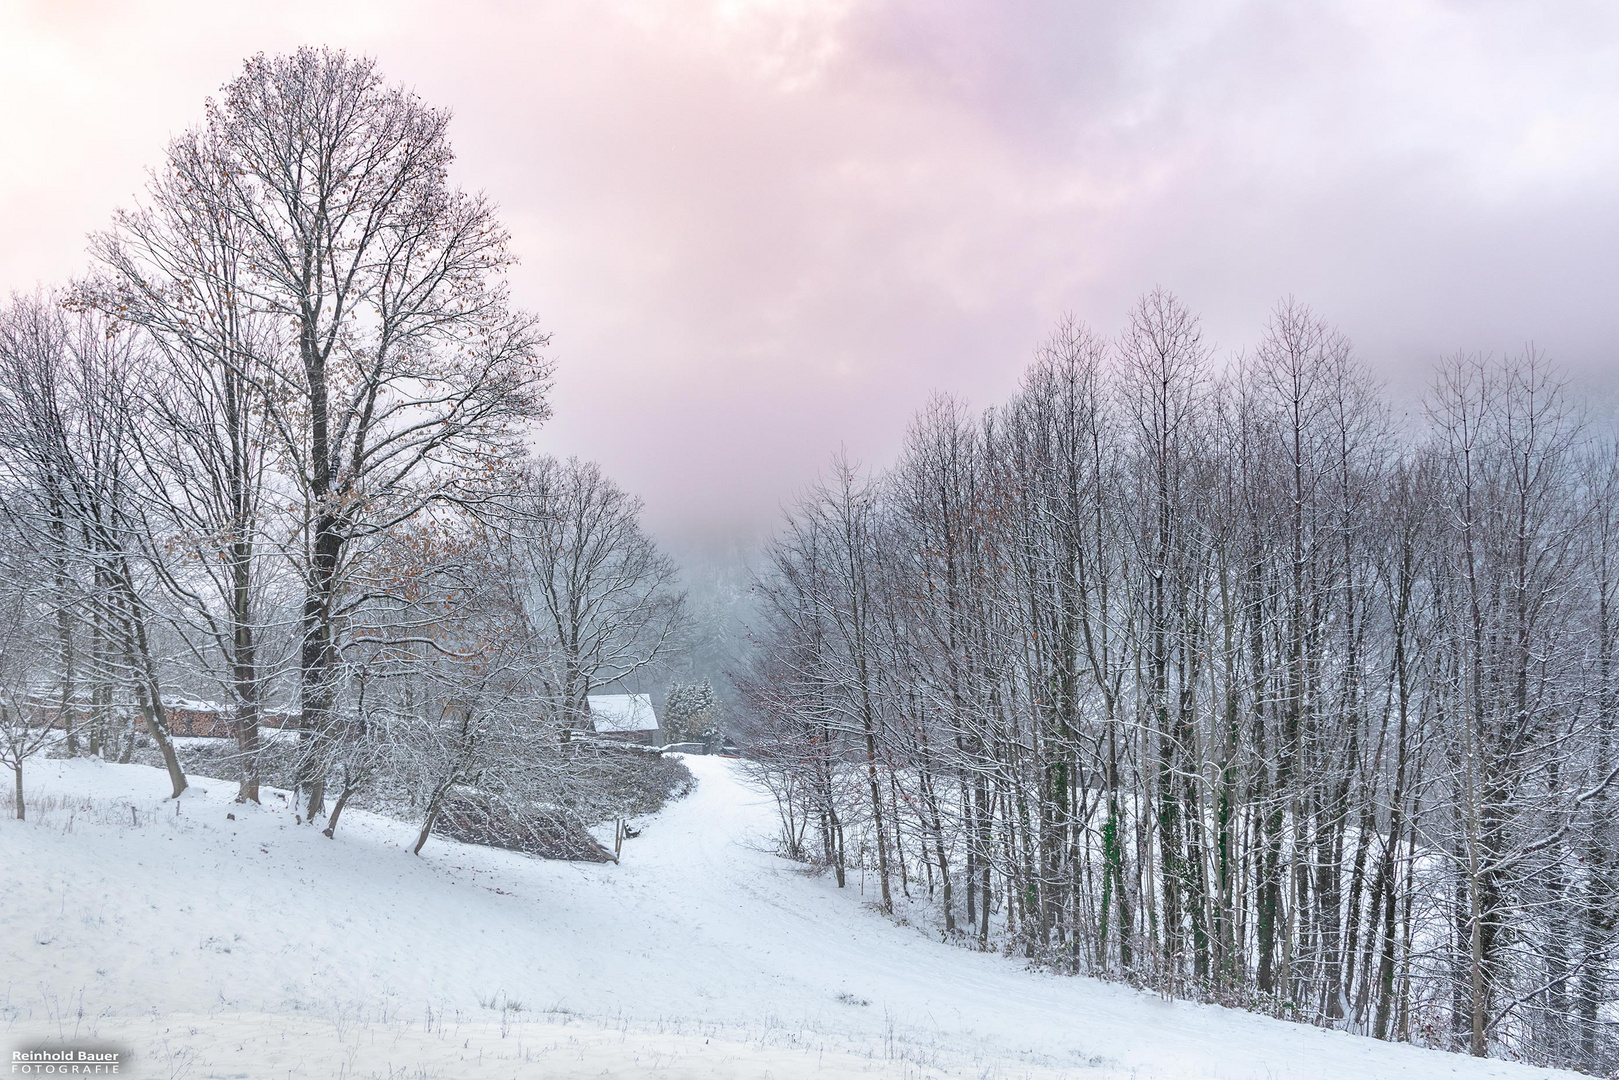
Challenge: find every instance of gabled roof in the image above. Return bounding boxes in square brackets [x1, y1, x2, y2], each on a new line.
[586, 693, 659, 733]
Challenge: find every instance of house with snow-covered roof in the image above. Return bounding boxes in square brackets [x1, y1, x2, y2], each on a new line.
[584, 693, 661, 745]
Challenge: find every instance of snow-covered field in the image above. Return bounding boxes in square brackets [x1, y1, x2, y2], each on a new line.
[0, 755, 1578, 1079]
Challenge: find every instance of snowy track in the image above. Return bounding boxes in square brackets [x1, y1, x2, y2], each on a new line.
[1, 756, 1577, 1078]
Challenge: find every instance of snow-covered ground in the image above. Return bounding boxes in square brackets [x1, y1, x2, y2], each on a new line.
[0, 755, 1578, 1079]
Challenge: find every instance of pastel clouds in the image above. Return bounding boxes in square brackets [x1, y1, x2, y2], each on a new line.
[1, 1, 1615, 554]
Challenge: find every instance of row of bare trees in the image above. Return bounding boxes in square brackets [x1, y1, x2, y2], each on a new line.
[0, 49, 686, 847]
[741, 291, 1619, 1072]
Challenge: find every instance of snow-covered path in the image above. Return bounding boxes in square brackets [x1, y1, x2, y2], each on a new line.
[0, 755, 1576, 1078]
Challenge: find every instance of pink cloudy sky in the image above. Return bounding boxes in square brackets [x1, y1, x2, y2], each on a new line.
[2, 1, 1617, 556]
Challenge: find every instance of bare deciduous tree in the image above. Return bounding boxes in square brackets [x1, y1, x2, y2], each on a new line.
[499, 457, 687, 727]
[139, 48, 552, 820]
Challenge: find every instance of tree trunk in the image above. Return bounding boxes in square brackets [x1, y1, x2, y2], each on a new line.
[413, 779, 456, 855]
[118, 578, 187, 800]
[323, 782, 357, 838]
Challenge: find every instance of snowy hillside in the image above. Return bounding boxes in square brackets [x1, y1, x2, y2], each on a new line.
[0, 756, 1579, 1079]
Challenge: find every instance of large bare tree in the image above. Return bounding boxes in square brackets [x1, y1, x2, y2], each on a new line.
[83, 127, 289, 803]
[132, 49, 552, 820]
